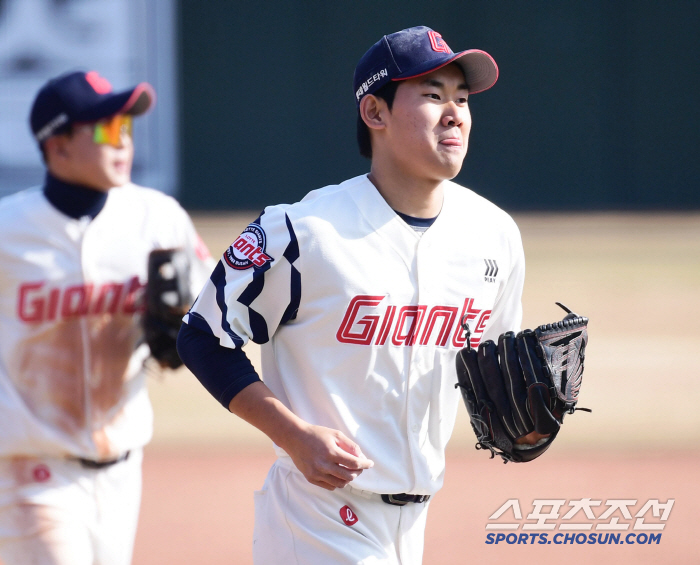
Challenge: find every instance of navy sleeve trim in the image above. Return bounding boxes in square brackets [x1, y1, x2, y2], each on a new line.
[280, 214, 301, 325]
[211, 261, 245, 347]
[280, 265, 301, 324]
[177, 322, 261, 410]
[282, 214, 300, 263]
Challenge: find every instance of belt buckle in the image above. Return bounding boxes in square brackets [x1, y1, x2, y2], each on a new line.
[382, 494, 410, 506]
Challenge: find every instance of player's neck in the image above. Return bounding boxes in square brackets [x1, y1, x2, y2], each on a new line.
[43, 172, 108, 220]
[368, 165, 444, 219]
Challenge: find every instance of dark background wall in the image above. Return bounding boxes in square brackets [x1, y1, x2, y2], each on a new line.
[177, 1, 700, 211]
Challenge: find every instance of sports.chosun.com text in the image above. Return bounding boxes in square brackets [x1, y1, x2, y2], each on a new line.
[486, 532, 662, 545]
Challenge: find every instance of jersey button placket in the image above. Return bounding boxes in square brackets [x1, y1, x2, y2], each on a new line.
[406, 240, 429, 470]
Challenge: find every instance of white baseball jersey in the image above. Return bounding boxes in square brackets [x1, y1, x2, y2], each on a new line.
[0, 183, 212, 461]
[186, 174, 524, 496]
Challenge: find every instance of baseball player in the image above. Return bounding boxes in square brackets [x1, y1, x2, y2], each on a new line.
[0, 71, 212, 565]
[178, 26, 535, 564]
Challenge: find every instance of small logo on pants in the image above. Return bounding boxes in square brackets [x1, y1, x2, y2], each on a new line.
[32, 464, 51, 482]
[340, 505, 359, 526]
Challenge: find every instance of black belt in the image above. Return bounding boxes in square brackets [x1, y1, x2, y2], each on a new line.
[74, 451, 130, 469]
[381, 493, 431, 506]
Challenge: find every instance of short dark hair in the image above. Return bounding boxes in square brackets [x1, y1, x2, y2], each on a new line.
[357, 80, 400, 159]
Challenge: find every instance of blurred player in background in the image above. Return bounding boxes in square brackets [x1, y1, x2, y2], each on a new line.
[178, 26, 534, 564]
[0, 71, 212, 565]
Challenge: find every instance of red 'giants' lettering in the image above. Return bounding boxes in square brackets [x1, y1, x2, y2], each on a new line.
[17, 277, 146, 323]
[335, 295, 385, 344]
[336, 295, 491, 348]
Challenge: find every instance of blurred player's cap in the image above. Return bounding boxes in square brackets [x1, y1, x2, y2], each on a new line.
[30, 71, 156, 143]
[353, 26, 498, 106]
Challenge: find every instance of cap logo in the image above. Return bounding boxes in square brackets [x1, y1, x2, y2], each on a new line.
[428, 31, 452, 54]
[85, 71, 113, 94]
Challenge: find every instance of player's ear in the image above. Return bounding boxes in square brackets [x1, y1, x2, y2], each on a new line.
[43, 135, 71, 167]
[359, 94, 387, 131]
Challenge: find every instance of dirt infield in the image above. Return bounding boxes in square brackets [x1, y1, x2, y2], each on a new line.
[133, 448, 698, 564]
[132, 212, 699, 564]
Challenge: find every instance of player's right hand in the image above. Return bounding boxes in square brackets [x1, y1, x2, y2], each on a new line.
[226, 382, 373, 490]
[285, 424, 374, 491]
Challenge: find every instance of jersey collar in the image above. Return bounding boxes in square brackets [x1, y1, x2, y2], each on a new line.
[43, 173, 108, 220]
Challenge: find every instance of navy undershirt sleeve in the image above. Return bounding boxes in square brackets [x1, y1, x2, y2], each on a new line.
[176, 323, 261, 410]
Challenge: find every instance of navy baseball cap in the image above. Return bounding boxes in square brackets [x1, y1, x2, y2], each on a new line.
[354, 26, 498, 106]
[30, 71, 156, 143]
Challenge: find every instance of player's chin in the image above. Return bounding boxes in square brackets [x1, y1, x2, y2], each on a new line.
[107, 169, 131, 188]
[433, 150, 466, 176]
[432, 159, 464, 181]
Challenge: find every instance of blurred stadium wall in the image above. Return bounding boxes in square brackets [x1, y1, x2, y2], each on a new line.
[2, 2, 698, 211]
[177, 1, 700, 211]
[0, 0, 179, 197]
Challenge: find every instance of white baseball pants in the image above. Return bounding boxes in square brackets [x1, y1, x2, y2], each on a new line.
[253, 457, 430, 565]
[0, 449, 142, 565]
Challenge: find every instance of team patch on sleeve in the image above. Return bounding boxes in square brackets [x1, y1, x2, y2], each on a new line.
[223, 223, 274, 270]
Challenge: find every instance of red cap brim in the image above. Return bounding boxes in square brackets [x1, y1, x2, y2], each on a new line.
[119, 82, 156, 115]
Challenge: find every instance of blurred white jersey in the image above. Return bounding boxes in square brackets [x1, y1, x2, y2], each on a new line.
[0, 183, 212, 460]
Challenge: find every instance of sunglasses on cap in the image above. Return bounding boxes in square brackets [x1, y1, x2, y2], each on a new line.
[75, 114, 132, 146]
